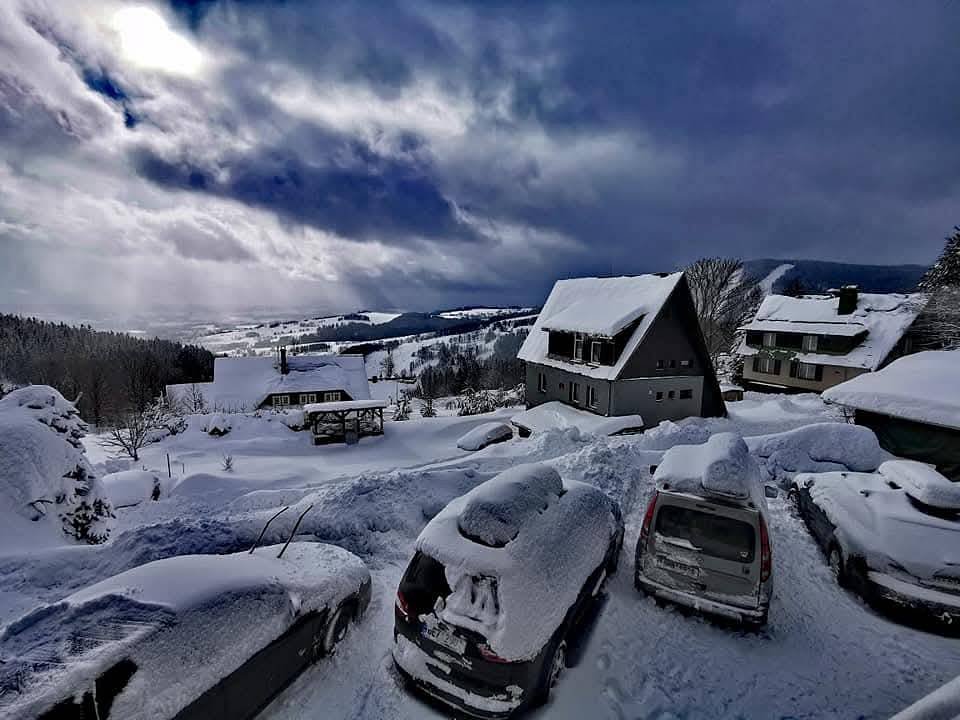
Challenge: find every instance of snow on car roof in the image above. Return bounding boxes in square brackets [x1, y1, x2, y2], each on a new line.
[517, 272, 683, 380]
[416, 463, 617, 661]
[654, 432, 764, 505]
[511, 401, 643, 436]
[739, 292, 924, 371]
[1, 543, 369, 719]
[822, 350, 960, 430]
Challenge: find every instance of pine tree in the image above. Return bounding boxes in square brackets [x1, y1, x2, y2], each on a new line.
[916, 227, 960, 349]
[919, 227, 960, 291]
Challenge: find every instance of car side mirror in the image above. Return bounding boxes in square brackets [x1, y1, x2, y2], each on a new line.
[764, 485, 779, 499]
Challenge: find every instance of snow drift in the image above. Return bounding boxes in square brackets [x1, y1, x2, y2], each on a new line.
[747, 422, 883, 484]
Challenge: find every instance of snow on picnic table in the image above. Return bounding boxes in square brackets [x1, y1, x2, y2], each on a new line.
[3, 392, 957, 720]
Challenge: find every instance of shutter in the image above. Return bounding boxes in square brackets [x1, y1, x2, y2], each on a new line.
[773, 359, 782, 375]
[789, 360, 798, 378]
[752, 357, 759, 372]
[815, 364, 823, 381]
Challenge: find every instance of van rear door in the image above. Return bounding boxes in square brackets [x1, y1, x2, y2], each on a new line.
[650, 494, 761, 607]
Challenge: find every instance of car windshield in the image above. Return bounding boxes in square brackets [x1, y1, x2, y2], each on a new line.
[655, 505, 756, 563]
[399, 551, 450, 617]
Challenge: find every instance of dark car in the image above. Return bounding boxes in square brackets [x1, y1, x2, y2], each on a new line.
[791, 460, 960, 634]
[0, 542, 372, 720]
[392, 463, 623, 718]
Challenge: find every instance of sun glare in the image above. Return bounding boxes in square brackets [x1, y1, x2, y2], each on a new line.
[111, 5, 202, 75]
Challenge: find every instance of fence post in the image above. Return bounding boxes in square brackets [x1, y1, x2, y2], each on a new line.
[166, 454, 172, 479]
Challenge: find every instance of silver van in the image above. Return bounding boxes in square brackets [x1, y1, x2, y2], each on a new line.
[633, 433, 774, 627]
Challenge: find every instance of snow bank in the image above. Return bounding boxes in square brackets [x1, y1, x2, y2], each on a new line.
[747, 422, 882, 484]
[102, 470, 162, 508]
[879, 460, 960, 510]
[456, 421, 513, 451]
[417, 464, 618, 660]
[512, 401, 643, 436]
[0, 386, 112, 547]
[654, 432, 762, 502]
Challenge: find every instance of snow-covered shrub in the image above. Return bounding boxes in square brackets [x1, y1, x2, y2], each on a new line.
[456, 385, 525, 416]
[221, 454, 235, 472]
[0, 386, 113, 544]
[420, 397, 437, 418]
[279, 409, 306, 431]
[394, 400, 411, 421]
[204, 413, 232, 436]
[102, 469, 162, 508]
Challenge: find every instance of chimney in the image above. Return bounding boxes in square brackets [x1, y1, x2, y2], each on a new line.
[838, 285, 859, 315]
[280, 346, 288, 374]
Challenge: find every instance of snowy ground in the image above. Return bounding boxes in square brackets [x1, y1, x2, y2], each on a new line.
[3, 393, 958, 718]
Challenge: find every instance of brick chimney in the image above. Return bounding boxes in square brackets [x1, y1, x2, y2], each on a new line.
[838, 285, 859, 315]
[279, 346, 288, 374]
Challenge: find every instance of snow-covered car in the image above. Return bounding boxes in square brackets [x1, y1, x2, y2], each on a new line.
[392, 463, 623, 718]
[635, 433, 776, 628]
[457, 421, 513, 451]
[0, 542, 372, 720]
[791, 460, 960, 633]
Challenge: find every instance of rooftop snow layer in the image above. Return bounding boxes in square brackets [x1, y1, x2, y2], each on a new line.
[822, 351, 960, 429]
[303, 399, 388, 413]
[511, 401, 643, 436]
[654, 432, 763, 502]
[739, 292, 924, 371]
[879, 460, 960, 510]
[456, 464, 563, 547]
[518, 273, 683, 380]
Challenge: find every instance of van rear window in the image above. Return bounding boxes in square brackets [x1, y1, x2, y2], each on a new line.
[655, 505, 756, 563]
[399, 551, 450, 616]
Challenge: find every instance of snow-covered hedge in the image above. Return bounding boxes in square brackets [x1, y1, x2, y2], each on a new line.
[0, 386, 113, 544]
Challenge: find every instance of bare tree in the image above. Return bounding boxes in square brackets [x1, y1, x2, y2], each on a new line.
[685, 258, 764, 366]
[101, 400, 170, 462]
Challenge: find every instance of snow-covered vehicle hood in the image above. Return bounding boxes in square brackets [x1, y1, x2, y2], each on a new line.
[796, 472, 960, 581]
[415, 463, 620, 662]
[0, 542, 370, 720]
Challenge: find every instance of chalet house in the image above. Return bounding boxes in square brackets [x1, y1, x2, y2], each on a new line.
[516, 272, 726, 430]
[738, 286, 924, 393]
[166, 349, 373, 412]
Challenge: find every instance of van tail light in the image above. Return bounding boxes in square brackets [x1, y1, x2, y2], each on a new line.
[759, 515, 772, 583]
[478, 642, 511, 664]
[639, 491, 659, 549]
[395, 590, 410, 620]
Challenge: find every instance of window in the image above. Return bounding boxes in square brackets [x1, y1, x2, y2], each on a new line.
[655, 391, 664, 402]
[272, 394, 290, 407]
[573, 333, 584, 361]
[587, 386, 598, 408]
[323, 391, 340, 402]
[571, 382, 581, 403]
[590, 341, 601, 364]
[796, 362, 819, 381]
[656, 359, 665, 369]
[762, 332, 777, 348]
[755, 357, 780, 375]
[300, 393, 317, 405]
[668, 359, 676, 369]
[668, 390, 676, 399]
[802, 335, 819, 352]
[538, 372, 547, 393]
[679, 359, 692, 368]
[655, 505, 756, 563]
[679, 389, 693, 399]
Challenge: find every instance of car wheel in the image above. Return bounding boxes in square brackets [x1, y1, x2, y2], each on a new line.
[323, 604, 354, 654]
[607, 530, 624, 576]
[828, 545, 847, 587]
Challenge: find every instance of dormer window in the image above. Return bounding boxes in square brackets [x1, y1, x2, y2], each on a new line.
[762, 332, 777, 348]
[590, 341, 601, 364]
[573, 333, 584, 362]
[802, 335, 819, 352]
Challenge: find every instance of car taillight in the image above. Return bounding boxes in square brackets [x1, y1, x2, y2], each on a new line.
[639, 491, 659, 548]
[478, 642, 511, 664]
[395, 590, 410, 620]
[759, 515, 772, 583]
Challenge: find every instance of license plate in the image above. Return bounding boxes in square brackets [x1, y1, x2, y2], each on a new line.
[422, 623, 466, 654]
[656, 555, 700, 578]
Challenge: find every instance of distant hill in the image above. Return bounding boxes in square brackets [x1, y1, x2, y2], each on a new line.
[744, 259, 927, 295]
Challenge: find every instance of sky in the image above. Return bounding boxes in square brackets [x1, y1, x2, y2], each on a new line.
[0, 1, 958, 324]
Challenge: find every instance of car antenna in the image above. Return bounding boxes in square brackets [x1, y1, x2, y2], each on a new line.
[249, 506, 289, 554]
[277, 504, 315, 559]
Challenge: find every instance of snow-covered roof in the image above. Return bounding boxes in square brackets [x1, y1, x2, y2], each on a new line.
[518, 273, 683, 380]
[304, 399, 388, 413]
[511, 401, 643, 436]
[415, 464, 618, 661]
[167, 354, 371, 411]
[738, 292, 924, 371]
[822, 351, 960, 430]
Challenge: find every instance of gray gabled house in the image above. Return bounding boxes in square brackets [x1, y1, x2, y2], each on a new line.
[517, 272, 726, 430]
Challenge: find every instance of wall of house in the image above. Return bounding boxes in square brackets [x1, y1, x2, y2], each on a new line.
[609, 376, 704, 425]
[742, 358, 867, 392]
[618, 290, 702, 380]
[525, 363, 612, 415]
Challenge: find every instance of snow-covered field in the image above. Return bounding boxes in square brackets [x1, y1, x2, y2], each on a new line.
[2, 392, 958, 718]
